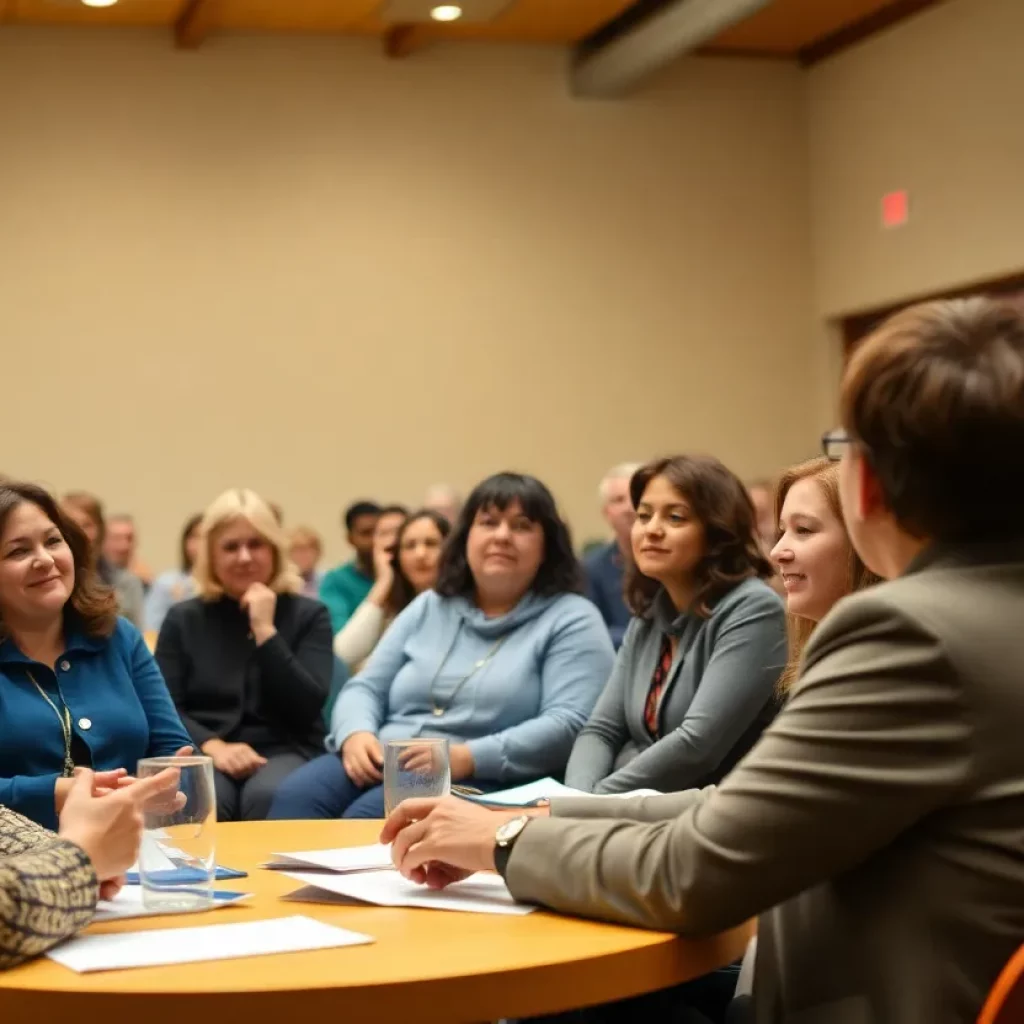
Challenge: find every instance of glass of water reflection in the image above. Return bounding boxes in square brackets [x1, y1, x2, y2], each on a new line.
[383, 738, 451, 816]
[136, 755, 217, 912]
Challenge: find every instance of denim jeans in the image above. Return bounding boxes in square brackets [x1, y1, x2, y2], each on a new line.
[266, 751, 495, 820]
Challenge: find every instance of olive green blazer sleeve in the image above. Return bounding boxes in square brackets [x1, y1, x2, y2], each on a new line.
[504, 593, 971, 935]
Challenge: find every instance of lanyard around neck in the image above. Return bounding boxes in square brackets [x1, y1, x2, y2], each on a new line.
[26, 669, 75, 778]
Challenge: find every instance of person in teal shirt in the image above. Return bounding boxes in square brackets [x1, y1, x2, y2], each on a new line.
[320, 502, 407, 634]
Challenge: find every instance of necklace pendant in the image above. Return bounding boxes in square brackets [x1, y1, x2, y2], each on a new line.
[431, 706, 445, 717]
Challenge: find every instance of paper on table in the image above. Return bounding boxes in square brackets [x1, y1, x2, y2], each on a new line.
[455, 777, 662, 807]
[47, 915, 373, 973]
[282, 870, 536, 916]
[93, 886, 250, 922]
[265, 844, 395, 873]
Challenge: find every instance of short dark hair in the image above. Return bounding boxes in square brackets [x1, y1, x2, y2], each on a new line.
[385, 509, 452, 617]
[0, 482, 118, 638]
[435, 473, 583, 599]
[179, 512, 203, 573]
[377, 504, 409, 520]
[840, 297, 1024, 542]
[624, 455, 773, 618]
[344, 501, 381, 533]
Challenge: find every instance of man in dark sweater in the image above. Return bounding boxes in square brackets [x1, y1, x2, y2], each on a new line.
[583, 463, 639, 649]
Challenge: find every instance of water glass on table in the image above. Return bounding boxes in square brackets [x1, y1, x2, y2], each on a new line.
[383, 738, 451, 816]
[136, 754, 217, 911]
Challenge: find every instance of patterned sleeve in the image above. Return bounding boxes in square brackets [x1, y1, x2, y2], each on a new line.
[0, 807, 98, 969]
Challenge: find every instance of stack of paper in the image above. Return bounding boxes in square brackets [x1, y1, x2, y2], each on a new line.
[266, 844, 535, 916]
[48, 916, 373, 973]
[93, 887, 251, 922]
[265, 844, 394, 873]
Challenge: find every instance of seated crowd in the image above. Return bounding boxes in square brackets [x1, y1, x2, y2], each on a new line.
[0, 297, 1022, 1024]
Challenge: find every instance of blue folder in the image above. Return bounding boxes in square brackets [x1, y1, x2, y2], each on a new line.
[125, 865, 248, 885]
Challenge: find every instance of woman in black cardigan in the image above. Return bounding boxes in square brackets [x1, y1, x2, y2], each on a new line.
[155, 489, 332, 821]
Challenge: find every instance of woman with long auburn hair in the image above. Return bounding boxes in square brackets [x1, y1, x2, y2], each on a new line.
[770, 458, 880, 696]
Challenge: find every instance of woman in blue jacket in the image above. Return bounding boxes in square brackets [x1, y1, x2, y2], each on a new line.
[0, 482, 192, 830]
[269, 472, 615, 820]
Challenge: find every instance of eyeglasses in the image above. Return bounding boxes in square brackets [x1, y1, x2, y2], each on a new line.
[821, 429, 852, 462]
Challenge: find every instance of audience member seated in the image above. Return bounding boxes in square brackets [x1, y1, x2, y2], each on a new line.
[319, 500, 381, 632]
[333, 509, 450, 673]
[383, 297, 1024, 1024]
[770, 457, 880, 696]
[0, 767, 178, 969]
[583, 463, 640, 649]
[565, 455, 785, 796]
[143, 513, 202, 634]
[269, 473, 614, 820]
[423, 483, 462, 526]
[103, 513, 153, 590]
[288, 524, 325, 599]
[0, 482, 192, 830]
[155, 488, 333, 822]
[61, 491, 145, 628]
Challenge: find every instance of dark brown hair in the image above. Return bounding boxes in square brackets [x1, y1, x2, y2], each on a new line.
[0, 482, 118, 638]
[384, 509, 451, 618]
[773, 458, 881, 695]
[840, 297, 1024, 542]
[436, 472, 583, 600]
[624, 455, 772, 618]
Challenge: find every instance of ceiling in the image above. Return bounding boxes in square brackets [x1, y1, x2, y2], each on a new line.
[0, 0, 945, 61]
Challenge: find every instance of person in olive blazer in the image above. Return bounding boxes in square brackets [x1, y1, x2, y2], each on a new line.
[381, 298, 1024, 1024]
[156, 489, 332, 822]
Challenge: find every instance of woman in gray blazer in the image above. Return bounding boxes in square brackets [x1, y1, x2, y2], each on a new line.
[566, 455, 786, 796]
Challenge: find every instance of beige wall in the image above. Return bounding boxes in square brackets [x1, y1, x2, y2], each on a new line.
[807, 0, 1024, 318]
[0, 29, 817, 570]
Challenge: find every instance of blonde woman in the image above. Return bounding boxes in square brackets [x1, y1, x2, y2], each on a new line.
[770, 457, 880, 695]
[155, 489, 333, 821]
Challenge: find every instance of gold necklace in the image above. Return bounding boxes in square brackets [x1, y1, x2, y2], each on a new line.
[428, 629, 508, 718]
[27, 670, 75, 778]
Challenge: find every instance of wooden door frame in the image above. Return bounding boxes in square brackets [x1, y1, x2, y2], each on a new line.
[841, 271, 1024, 355]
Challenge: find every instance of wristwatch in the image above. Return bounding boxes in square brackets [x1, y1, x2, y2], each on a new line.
[493, 814, 531, 878]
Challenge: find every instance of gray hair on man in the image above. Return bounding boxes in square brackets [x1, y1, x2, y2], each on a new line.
[598, 463, 642, 504]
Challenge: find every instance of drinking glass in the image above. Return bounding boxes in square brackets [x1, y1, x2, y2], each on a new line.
[383, 738, 451, 816]
[136, 755, 216, 911]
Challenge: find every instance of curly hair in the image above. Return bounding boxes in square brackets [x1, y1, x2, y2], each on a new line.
[435, 473, 583, 600]
[624, 455, 772, 619]
[0, 482, 118, 638]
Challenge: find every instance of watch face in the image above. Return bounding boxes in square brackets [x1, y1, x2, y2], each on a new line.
[495, 814, 529, 845]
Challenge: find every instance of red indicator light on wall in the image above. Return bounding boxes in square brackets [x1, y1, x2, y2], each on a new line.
[881, 190, 909, 229]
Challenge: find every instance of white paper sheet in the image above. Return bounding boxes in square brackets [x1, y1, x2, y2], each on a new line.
[282, 870, 536, 916]
[47, 915, 373, 973]
[456, 777, 661, 807]
[93, 886, 250, 922]
[265, 844, 395, 873]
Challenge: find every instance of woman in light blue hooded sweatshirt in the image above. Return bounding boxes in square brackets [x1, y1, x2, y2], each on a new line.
[268, 473, 615, 820]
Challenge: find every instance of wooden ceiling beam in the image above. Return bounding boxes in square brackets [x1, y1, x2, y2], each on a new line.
[174, 0, 216, 50]
[382, 23, 428, 60]
[798, 0, 946, 67]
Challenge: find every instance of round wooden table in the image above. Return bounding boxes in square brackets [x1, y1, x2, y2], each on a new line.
[0, 820, 753, 1023]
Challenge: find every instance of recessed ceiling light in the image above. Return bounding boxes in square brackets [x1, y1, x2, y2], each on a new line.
[430, 5, 463, 21]
[81, 0, 119, 7]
